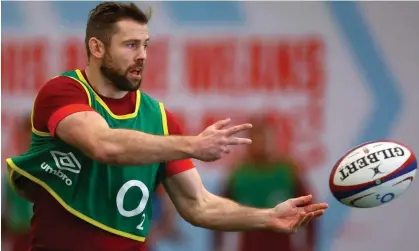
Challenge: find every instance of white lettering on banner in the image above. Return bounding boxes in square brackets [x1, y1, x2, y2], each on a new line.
[116, 180, 149, 230]
[185, 37, 325, 94]
[1, 39, 47, 95]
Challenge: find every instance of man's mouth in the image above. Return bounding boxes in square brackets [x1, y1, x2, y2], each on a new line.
[129, 67, 142, 76]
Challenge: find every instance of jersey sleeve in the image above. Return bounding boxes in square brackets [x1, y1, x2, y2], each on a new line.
[33, 76, 94, 136]
[164, 110, 195, 177]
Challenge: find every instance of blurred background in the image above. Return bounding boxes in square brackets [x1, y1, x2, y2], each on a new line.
[1, 1, 419, 251]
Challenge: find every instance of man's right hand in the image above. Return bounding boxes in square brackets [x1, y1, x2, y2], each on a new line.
[190, 118, 252, 162]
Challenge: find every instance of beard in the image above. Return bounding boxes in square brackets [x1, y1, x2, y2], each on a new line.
[100, 53, 143, 92]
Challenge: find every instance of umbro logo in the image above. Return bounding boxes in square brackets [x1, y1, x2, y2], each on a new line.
[50, 151, 81, 174]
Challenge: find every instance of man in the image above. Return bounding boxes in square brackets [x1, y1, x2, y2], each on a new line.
[214, 117, 317, 251]
[6, 2, 328, 251]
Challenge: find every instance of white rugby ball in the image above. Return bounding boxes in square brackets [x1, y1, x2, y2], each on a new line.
[329, 140, 417, 208]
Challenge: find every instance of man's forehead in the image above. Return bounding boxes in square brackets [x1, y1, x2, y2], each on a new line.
[115, 19, 149, 40]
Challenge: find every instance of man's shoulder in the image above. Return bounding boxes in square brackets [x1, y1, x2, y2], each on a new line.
[43, 73, 80, 86]
[38, 75, 86, 96]
[33, 73, 91, 112]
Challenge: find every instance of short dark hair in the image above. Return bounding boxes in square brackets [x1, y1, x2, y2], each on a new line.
[85, 1, 151, 58]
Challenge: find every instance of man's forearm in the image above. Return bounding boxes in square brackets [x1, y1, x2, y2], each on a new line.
[191, 193, 271, 231]
[98, 128, 194, 166]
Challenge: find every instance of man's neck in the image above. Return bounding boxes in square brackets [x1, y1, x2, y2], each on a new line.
[85, 65, 128, 99]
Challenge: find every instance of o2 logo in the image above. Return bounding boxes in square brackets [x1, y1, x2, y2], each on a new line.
[375, 192, 395, 204]
[116, 180, 150, 231]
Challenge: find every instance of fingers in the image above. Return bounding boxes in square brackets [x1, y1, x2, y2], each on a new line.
[304, 203, 329, 213]
[301, 213, 313, 226]
[227, 137, 252, 145]
[290, 194, 313, 206]
[223, 123, 253, 145]
[312, 209, 325, 218]
[221, 146, 231, 154]
[224, 123, 253, 136]
[282, 200, 327, 234]
[212, 118, 231, 130]
[292, 210, 325, 233]
[290, 195, 328, 213]
[298, 209, 325, 228]
[292, 212, 307, 233]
